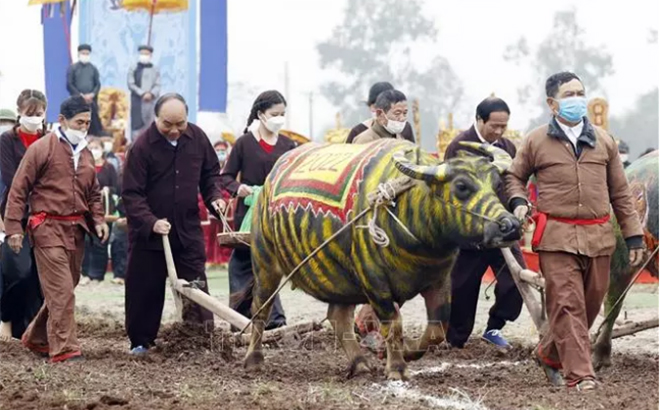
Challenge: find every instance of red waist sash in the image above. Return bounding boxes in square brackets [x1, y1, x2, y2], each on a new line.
[29, 212, 84, 230]
[532, 212, 611, 248]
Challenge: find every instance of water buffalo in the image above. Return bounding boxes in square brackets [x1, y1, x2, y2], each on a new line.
[593, 150, 658, 369]
[243, 140, 521, 380]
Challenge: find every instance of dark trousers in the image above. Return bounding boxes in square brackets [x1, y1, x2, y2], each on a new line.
[83, 231, 109, 281]
[0, 237, 43, 338]
[88, 98, 104, 136]
[110, 228, 128, 279]
[125, 235, 213, 349]
[447, 245, 525, 347]
[228, 248, 286, 329]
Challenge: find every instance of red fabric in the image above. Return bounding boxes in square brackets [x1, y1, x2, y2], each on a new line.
[28, 212, 83, 230]
[50, 350, 82, 363]
[532, 213, 611, 249]
[197, 194, 232, 265]
[259, 138, 275, 154]
[18, 129, 39, 149]
[95, 165, 103, 173]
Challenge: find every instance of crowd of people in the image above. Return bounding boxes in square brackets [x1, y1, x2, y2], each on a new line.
[0, 45, 655, 392]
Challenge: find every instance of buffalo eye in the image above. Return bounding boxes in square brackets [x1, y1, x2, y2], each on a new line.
[453, 180, 473, 200]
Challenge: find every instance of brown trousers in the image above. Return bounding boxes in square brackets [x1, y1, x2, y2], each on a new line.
[23, 235, 85, 358]
[538, 251, 610, 383]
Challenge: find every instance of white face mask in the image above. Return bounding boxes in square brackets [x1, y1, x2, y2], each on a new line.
[103, 141, 113, 153]
[79, 54, 91, 64]
[20, 116, 44, 132]
[65, 128, 87, 144]
[384, 118, 406, 135]
[91, 148, 103, 160]
[139, 54, 152, 64]
[620, 153, 629, 163]
[261, 114, 286, 134]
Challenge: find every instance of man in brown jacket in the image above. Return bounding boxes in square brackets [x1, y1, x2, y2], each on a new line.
[505, 72, 644, 390]
[353, 90, 408, 144]
[5, 96, 108, 362]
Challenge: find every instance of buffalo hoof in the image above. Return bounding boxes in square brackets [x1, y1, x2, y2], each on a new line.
[592, 342, 612, 371]
[243, 351, 264, 372]
[386, 363, 410, 381]
[348, 356, 371, 378]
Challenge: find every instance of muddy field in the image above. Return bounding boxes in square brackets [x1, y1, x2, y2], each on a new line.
[0, 269, 658, 410]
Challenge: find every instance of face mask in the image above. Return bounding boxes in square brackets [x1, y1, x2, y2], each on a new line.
[19, 115, 43, 132]
[261, 114, 285, 134]
[65, 128, 87, 144]
[556, 96, 587, 123]
[620, 154, 629, 163]
[139, 54, 152, 64]
[103, 141, 113, 153]
[79, 54, 91, 64]
[216, 151, 227, 163]
[91, 148, 103, 161]
[384, 118, 406, 135]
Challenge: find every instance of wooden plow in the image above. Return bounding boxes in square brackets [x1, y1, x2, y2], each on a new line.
[501, 247, 658, 341]
[162, 235, 320, 346]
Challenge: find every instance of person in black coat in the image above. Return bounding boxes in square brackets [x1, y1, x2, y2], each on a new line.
[443, 97, 525, 349]
[219, 90, 297, 330]
[67, 44, 104, 136]
[0, 90, 47, 341]
[122, 94, 226, 354]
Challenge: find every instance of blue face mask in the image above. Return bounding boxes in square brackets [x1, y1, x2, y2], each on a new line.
[556, 96, 587, 123]
[217, 151, 226, 163]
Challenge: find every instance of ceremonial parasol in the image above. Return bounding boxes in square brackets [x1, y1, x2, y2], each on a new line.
[122, 0, 189, 46]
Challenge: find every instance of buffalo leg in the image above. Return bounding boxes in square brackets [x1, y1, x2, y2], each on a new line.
[327, 304, 370, 377]
[243, 259, 282, 371]
[593, 267, 631, 370]
[379, 309, 408, 381]
[404, 284, 451, 361]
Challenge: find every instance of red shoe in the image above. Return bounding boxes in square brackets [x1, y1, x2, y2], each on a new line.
[50, 350, 83, 363]
[21, 334, 49, 358]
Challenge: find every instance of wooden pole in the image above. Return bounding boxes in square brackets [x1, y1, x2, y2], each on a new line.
[412, 99, 421, 147]
[500, 247, 546, 332]
[610, 317, 658, 340]
[163, 235, 252, 330]
[162, 234, 184, 321]
[147, 0, 156, 47]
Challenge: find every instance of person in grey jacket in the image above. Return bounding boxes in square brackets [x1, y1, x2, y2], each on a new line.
[67, 44, 104, 136]
[128, 45, 161, 140]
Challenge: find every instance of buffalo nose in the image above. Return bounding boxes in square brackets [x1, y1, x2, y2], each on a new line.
[498, 215, 521, 241]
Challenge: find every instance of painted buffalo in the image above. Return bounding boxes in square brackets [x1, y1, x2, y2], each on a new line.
[243, 140, 521, 380]
[593, 150, 658, 369]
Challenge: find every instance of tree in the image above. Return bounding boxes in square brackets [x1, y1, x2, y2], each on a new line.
[316, 0, 464, 151]
[504, 9, 614, 128]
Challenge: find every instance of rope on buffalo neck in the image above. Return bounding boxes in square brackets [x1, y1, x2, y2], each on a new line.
[357, 181, 420, 247]
[239, 180, 416, 335]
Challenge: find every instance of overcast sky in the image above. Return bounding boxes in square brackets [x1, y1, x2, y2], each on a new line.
[0, 0, 657, 141]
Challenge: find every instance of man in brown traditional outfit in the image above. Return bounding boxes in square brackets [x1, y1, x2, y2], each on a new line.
[122, 93, 226, 355]
[506, 72, 644, 390]
[5, 96, 108, 362]
[353, 90, 409, 144]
